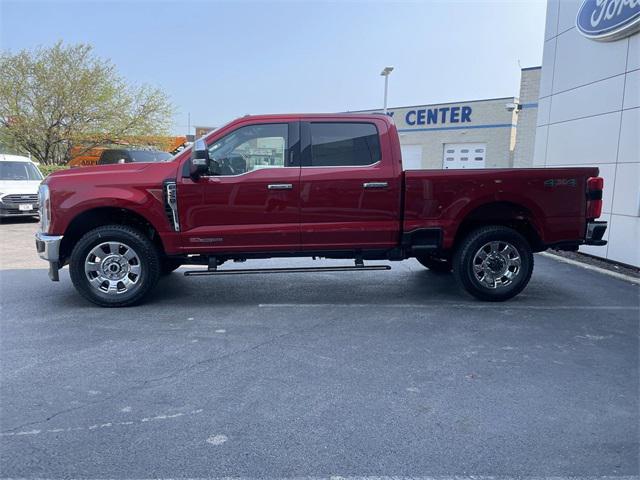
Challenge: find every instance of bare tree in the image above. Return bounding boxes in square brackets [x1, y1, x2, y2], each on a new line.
[0, 41, 174, 164]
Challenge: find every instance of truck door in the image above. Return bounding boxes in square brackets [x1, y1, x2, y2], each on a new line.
[299, 120, 402, 250]
[177, 121, 301, 253]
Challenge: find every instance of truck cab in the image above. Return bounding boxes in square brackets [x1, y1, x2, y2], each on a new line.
[177, 115, 401, 254]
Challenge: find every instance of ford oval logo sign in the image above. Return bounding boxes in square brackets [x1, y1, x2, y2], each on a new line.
[576, 0, 640, 41]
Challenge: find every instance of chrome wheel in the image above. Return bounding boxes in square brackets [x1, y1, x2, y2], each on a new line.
[472, 240, 521, 289]
[84, 241, 142, 295]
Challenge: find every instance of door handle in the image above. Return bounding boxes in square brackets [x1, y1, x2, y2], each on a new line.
[363, 182, 388, 189]
[267, 183, 293, 190]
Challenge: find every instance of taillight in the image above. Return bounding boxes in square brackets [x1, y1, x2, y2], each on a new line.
[586, 177, 603, 219]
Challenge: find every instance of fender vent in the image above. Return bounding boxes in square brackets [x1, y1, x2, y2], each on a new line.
[164, 180, 180, 231]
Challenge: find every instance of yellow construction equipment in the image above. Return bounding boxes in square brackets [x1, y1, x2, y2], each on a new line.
[68, 136, 188, 167]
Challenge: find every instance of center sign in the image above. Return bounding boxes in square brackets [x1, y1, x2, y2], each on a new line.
[386, 105, 473, 128]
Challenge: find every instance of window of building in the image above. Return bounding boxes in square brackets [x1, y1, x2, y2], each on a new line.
[310, 123, 380, 167]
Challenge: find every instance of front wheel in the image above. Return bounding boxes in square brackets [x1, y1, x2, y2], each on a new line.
[453, 226, 533, 302]
[69, 225, 161, 307]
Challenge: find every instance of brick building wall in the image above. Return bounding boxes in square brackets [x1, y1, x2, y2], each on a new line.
[513, 67, 541, 167]
[357, 97, 518, 170]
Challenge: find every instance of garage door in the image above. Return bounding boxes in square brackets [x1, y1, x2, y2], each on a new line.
[443, 143, 486, 169]
[401, 145, 423, 170]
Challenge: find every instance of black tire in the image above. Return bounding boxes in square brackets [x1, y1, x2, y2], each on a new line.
[161, 258, 182, 275]
[69, 225, 161, 307]
[453, 225, 533, 302]
[416, 255, 452, 273]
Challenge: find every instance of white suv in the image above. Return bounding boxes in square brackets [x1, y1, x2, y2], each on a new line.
[0, 154, 44, 219]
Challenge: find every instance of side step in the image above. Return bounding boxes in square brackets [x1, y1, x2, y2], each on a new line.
[183, 265, 391, 276]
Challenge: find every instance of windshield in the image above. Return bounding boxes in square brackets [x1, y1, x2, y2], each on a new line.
[0, 161, 43, 181]
[128, 150, 172, 163]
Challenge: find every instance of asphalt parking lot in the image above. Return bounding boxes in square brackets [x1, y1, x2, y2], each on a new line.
[0, 219, 638, 478]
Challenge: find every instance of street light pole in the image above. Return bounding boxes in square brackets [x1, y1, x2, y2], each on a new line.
[380, 66, 394, 114]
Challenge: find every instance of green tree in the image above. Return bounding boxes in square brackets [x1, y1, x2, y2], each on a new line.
[0, 41, 174, 164]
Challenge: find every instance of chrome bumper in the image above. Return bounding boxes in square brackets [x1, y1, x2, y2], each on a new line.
[585, 221, 607, 246]
[35, 232, 63, 281]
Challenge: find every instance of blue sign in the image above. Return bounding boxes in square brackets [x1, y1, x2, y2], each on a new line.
[403, 106, 472, 127]
[577, 0, 640, 41]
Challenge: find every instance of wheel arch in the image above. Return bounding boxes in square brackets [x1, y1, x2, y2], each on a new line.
[59, 207, 165, 265]
[452, 201, 544, 252]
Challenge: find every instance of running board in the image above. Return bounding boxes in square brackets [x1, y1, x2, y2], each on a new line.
[183, 265, 391, 276]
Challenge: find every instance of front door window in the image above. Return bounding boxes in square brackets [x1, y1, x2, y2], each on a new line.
[206, 123, 289, 176]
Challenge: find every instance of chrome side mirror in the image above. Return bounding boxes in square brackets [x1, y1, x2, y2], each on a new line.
[190, 138, 209, 178]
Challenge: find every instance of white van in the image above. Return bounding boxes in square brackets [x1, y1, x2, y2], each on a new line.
[0, 154, 44, 218]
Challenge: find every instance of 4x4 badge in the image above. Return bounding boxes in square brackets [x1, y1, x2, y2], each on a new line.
[545, 178, 577, 187]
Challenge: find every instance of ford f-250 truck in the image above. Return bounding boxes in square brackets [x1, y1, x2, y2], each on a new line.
[35, 114, 607, 307]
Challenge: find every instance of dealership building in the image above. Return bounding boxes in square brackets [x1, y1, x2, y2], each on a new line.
[355, 68, 541, 172]
[533, 0, 639, 267]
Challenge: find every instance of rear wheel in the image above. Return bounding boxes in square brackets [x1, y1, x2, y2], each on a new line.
[415, 255, 452, 273]
[453, 226, 533, 301]
[69, 225, 161, 307]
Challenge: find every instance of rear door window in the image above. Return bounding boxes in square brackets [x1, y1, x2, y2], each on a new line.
[309, 123, 380, 167]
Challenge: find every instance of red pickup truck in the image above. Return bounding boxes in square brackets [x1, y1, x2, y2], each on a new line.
[35, 114, 607, 307]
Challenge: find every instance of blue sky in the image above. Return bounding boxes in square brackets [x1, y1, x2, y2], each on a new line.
[0, 0, 547, 134]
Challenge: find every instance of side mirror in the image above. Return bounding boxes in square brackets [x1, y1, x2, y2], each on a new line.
[190, 138, 209, 178]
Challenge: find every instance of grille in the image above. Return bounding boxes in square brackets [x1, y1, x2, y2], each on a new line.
[2, 194, 38, 204]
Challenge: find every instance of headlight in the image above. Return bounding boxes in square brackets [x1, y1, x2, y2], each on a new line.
[38, 184, 51, 233]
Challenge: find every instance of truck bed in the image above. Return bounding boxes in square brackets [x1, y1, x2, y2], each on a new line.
[403, 167, 599, 250]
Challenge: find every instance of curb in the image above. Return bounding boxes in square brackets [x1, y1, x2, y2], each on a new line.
[540, 252, 640, 285]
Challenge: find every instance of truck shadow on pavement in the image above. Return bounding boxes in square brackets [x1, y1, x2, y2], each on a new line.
[3, 255, 637, 311]
[146, 268, 467, 306]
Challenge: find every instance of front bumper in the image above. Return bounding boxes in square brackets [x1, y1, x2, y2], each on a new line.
[585, 220, 607, 246]
[35, 232, 63, 281]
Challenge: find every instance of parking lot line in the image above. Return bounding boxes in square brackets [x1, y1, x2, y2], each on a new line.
[0, 409, 204, 438]
[259, 303, 639, 310]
